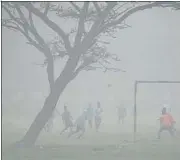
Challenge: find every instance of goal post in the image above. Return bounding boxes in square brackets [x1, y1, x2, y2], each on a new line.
[133, 80, 180, 142]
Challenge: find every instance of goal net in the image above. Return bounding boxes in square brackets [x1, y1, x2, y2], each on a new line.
[133, 81, 180, 141]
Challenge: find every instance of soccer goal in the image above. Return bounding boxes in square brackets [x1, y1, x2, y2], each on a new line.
[133, 80, 180, 142]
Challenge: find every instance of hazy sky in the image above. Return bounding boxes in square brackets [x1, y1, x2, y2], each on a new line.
[2, 6, 180, 110]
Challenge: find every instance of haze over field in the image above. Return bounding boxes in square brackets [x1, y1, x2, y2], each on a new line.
[2, 2, 180, 160]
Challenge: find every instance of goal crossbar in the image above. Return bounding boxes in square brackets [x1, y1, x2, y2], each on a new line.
[133, 80, 180, 142]
[136, 80, 180, 84]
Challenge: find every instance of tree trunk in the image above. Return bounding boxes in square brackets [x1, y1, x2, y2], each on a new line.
[16, 48, 81, 147]
[18, 71, 72, 147]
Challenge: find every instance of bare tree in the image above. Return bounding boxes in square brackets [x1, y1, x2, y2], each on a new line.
[2, 2, 179, 146]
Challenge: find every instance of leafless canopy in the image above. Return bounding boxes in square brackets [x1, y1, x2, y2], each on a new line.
[2, 2, 179, 89]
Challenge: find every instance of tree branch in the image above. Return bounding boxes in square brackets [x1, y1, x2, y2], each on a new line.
[3, 3, 55, 91]
[72, 60, 92, 79]
[23, 3, 72, 52]
[28, 9, 35, 29]
[14, 4, 52, 57]
[98, 2, 172, 34]
[15, 5, 43, 42]
[93, 2, 101, 13]
[2, 23, 20, 31]
[70, 2, 81, 13]
[13, 4, 30, 34]
[44, 2, 50, 15]
[98, 61, 125, 73]
[2, 4, 24, 26]
[3, 1, 179, 82]
[74, 2, 89, 46]
[80, 2, 117, 51]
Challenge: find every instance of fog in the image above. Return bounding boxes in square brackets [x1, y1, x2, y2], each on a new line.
[2, 4, 180, 159]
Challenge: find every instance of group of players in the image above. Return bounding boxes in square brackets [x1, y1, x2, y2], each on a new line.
[44, 102, 177, 140]
[60, 102, 128, 139]
[60, 101, 103, 139]
[44, 101, 127, 138]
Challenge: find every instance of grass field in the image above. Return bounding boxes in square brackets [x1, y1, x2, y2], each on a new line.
[2, 118, 180, 160]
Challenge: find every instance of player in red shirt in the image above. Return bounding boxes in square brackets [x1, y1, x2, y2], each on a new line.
[157, 107, 175, 139]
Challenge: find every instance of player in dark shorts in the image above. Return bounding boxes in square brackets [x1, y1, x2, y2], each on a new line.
[60, 106, 73, 135]
[157, 107, 176, 139]
[68, 111, 87, 139]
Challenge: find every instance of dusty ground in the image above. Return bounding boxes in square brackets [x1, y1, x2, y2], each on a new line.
[2, 118, 180, 160]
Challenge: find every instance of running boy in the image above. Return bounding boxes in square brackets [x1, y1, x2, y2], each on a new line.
[68, 110, 87, 139]
[60, 105, 73, 135]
